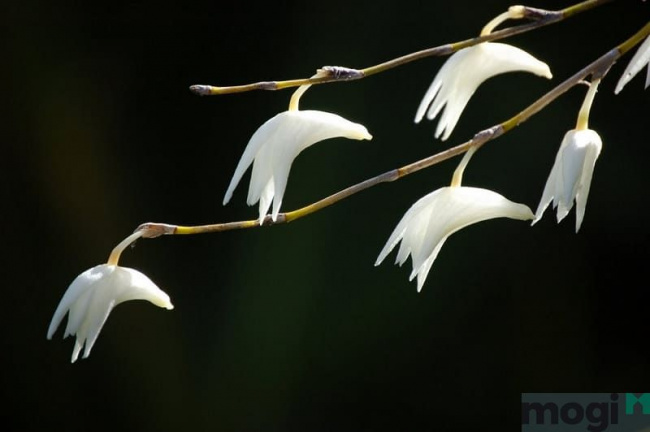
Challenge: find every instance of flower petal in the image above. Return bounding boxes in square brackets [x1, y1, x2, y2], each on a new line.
[223, 113, 284, 206]
[532, 129, 602, 231]
[415, 42, 551, 141]
[63, 285, 94, 338]
[114, 266, 174, 309]
[47, 265, 108, 340]
[414, 237, 447, 292]
[224, 110, 371, 223]
[556, 132, 589, 223]
[615, 35, 650, 94]
[375, 192, 435, 267]
[574, 131, 602, 232]
[532, 155, 561, 226]
[48, 264, 173, 362]
[376, 186, 533, 290]
[79, 292, 116, 361]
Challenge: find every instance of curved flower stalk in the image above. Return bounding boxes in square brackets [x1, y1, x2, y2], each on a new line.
[532, 80, 602, 232]
[223, 79, 372, 224]
[47, 231, 173, 363]
[415, 7, 552, 141]
[375, 148, 533, 291]
[615, 34, 650, 94]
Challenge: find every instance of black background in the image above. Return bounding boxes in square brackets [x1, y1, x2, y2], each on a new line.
[2, 1, 649, 431]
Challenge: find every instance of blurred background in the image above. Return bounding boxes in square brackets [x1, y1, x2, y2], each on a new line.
[2, 0, 649, 430]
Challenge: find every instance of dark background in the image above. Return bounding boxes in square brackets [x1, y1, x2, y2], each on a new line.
[2, 0, 649, 431]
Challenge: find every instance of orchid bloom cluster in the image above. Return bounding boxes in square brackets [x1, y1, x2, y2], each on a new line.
[47, 4, 650, 362]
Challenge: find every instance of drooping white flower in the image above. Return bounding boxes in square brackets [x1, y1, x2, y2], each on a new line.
[532, 129, 602, 232]
[47, 231, 173, 362]
[375, 146, 532, 291]
[375, 186, 533, 291]
[532, 79, 602, 232]
[47, 264, 173, 362]
[414, 42, 552, 141]
[223, 104, 371, 224]
[615, 34, 650, 94]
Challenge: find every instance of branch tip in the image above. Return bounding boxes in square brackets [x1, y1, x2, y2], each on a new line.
[189, 85, 214, 96]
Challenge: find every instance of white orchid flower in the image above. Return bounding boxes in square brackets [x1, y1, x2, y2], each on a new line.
[415, 7, 552, 141]
[532, 129, 601, 232]
[47, 232, 173, 363]
[415, 42, 552, 141]
[615, 34, 650, 94]
[223, 80, 372, 224]
[375, 147, 533, 291]
[532, 80, 602, 232]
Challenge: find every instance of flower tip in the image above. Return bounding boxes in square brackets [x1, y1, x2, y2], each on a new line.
[222, 193, 232, 206]
[351, 126, 373, 141]
[533, 63, 552, 80]
[525, 57, 552, 80]
[47, 315, 63, 340]
[615, 72, 635, 94]
[508, 203, 535, 222]
[614, 34, 650, 94]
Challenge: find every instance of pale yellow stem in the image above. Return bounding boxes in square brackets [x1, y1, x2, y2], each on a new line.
[191, 1, 616, 96]
[481, 6, 526, 36]
[107, 230, 144, 266]
[288, 70, 330, 111]
[288, 83, 311, 111]
[576, 79, 601, 130]
[450, 146, 478, 187]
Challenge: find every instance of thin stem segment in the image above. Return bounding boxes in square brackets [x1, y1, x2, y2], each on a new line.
[190, 0, 616, 96]
[451, 146, 478, 187]
[480, 6, 525, 37]
[576, 79, 601, 130]
[107, 230, 144, 266]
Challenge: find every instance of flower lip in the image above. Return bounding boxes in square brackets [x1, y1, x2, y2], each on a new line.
[415, 42, 552, 141]
[223, 109, 371, 224]
[376, 186, 533, 291]
[48, 264, 173, 363]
